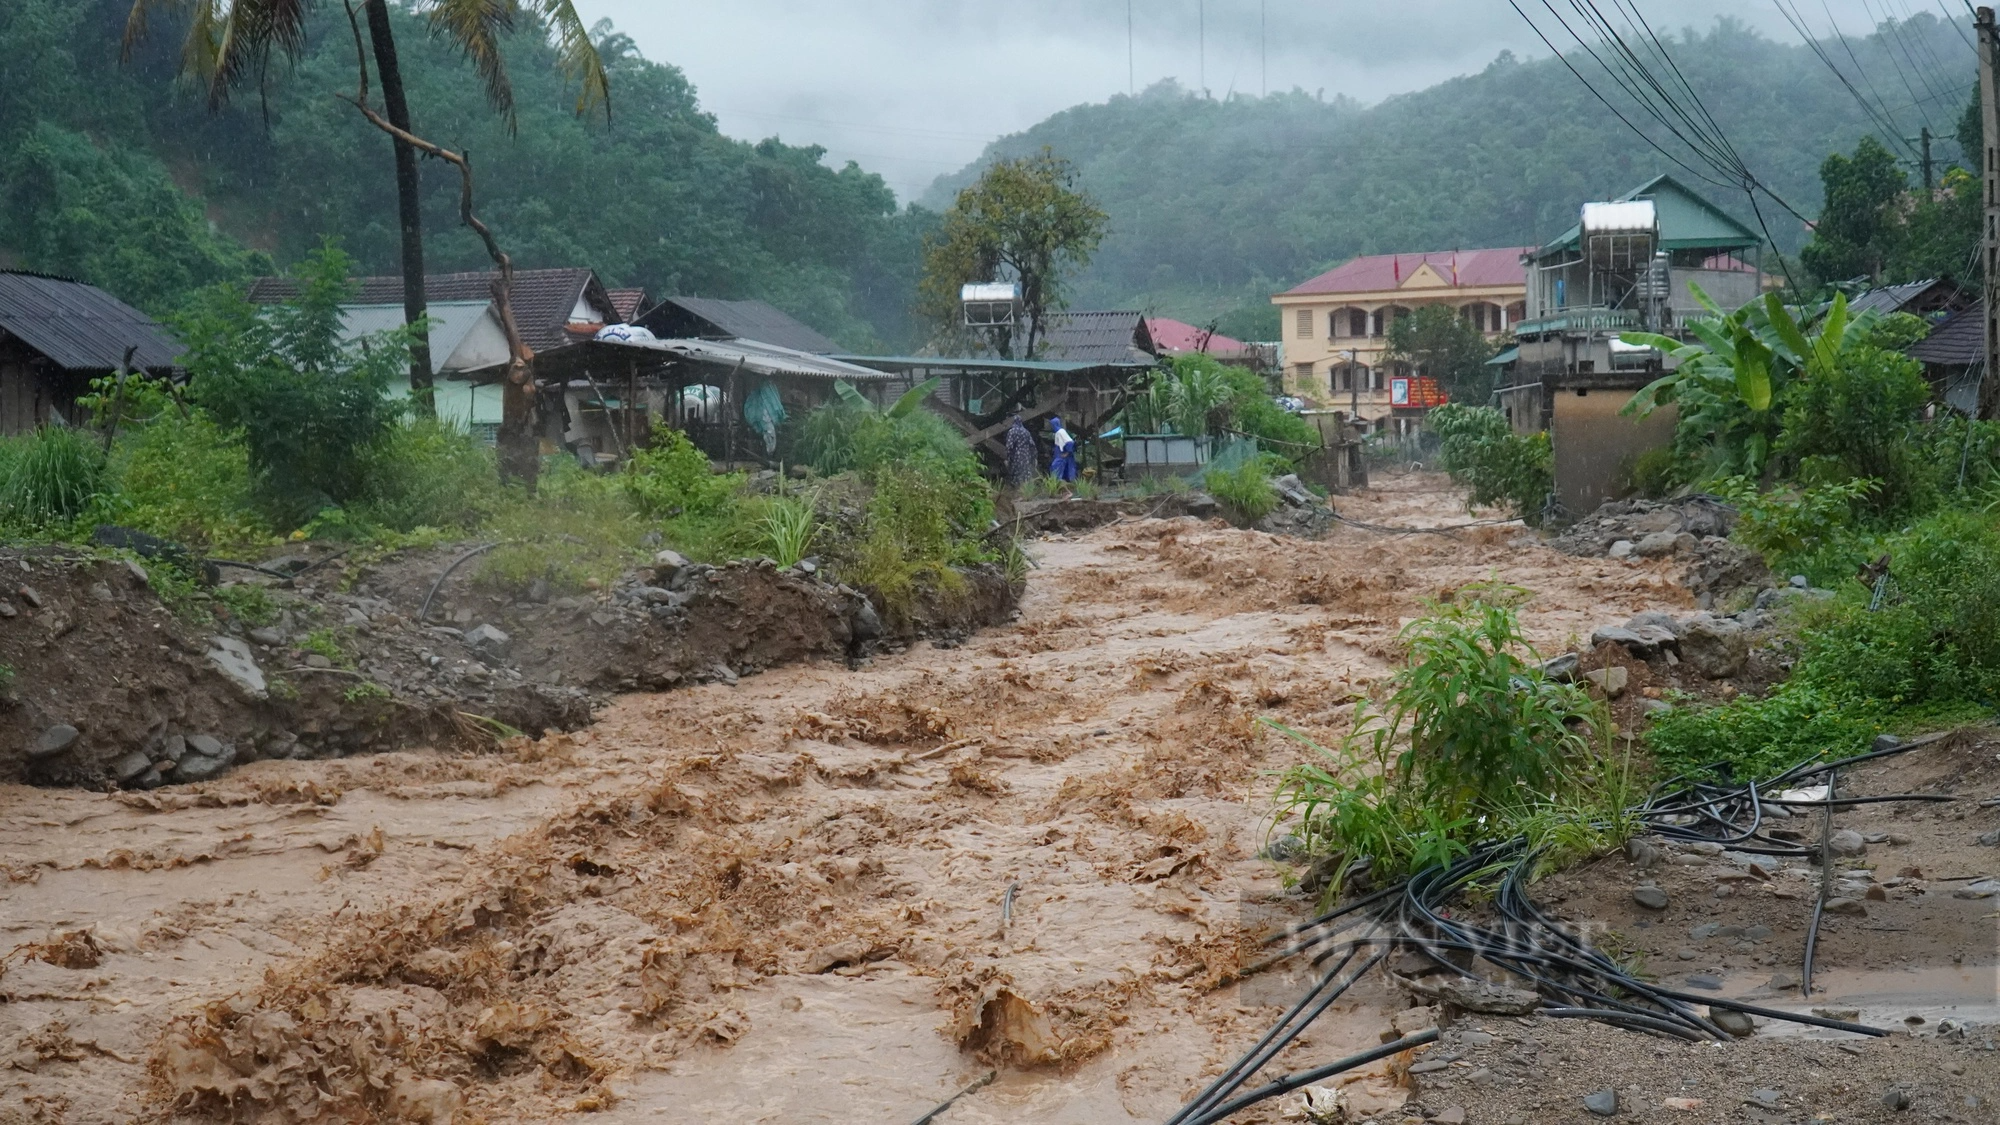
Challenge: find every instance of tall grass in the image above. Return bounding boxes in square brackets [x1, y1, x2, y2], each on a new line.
[758, 492, 818, 566]
[1, 426, 104, 531]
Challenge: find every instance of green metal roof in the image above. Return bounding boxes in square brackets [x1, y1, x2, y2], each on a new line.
[1530, 174, 1761, 261]
[1484, 345, 1520, 366]
[833, 354, 1155, 373]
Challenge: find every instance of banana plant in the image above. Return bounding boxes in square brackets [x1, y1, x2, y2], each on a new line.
[832, 376, 941, 417]
[1621, 286, 1880, 481]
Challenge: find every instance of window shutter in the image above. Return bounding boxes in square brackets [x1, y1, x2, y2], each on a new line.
[1295, 308, 1313, 339]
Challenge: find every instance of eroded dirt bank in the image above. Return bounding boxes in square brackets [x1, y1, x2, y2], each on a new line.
[1, 475, 1989, 1124]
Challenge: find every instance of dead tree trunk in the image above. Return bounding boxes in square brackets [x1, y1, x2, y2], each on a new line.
[341, 2, 538, 488]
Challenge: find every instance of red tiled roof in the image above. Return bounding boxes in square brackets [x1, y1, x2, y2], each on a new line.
[606, 288, 649, 321]
[249, 268, 611, 355]
[1281, 247, 1534, 296]
[1145, 316, 1250, 354]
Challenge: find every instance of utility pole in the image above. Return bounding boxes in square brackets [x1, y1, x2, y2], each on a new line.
[1981, 8, 2000, 419]
[1920, 126, 1934, 193]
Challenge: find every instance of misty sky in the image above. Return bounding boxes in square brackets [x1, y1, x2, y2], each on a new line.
[573, 1, 1962, 202]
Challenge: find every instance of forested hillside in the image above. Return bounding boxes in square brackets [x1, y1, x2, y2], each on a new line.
[0, 0, 931, 348]
[928, 14, 1976, 339]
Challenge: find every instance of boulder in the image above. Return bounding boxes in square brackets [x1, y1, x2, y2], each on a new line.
[651, 549, 690, 583]
[850, 597, 884, 640]
[1632, 530, 1681, 558]
[1828, 828, 1868, 857]
[1632, 885, 1670, 910]
[1434, 977, 1540, 1015]
[205, 635, 268, 700]
[28, 724, 80, 760]
[1608, 539, 1636, 560]
[1626, 611, 1681, 635]
[1590, 624, 1678, 659]
[111, 750, 153, 783]
[1584, 665, 1629, 699]
[175, 740, 237, 782]
[464, 624, 511, 656]
[1540, 652, 1580, 682]
[1678, 616, 1748, 679]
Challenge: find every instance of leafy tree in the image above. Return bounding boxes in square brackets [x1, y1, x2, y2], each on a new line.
[122, 0, 611, 410]
[1776, 344, 1937, 519]
[918, 149, 1107, 358]
[177, 244, 413, 527]
[1383, 304, 1499, 404]
[1800, 136, 1908, 286]
[1623, 289, 1883, 481]
[1429, 402, 1554, 525]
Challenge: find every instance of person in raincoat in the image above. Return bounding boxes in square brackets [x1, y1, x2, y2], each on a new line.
[1004, 414, 1037, 488]
[1048, 415, 1078, 483]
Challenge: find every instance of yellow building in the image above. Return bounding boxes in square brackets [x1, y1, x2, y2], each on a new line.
[1270, 247, 1532, 429]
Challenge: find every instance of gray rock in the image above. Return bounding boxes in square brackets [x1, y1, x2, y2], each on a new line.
[1749, 1088, 1784, 1109]
[1639, 698, 1673, 715]
[1435, 978, 1541, 1015]
[1624, 837, 1662, 870]
[304, 654, 333, 669]
[1626, 611, 1681, 635]
[1607, 539, 1636, 559]
[1829, 828, 1868, 857]
[464, 623, 511, 656]
[28, 724, 79, 760]
[111, 750, 153, 783]
[160, 734, 185, 762]
[1632, 885, 1670, 910]
[1259, 834, 1304, 861]
[0, 601, 14, 618]
[1633, 530, 1681, 558]
[17, 585, 43, 608]
[633, 586, 677, 604]
[205, 635, 267, 700]
[175, 741, 237, 782]
[851, 597, 884, 640]
[1871, 733, 1903, 752]
[1590, 624, 1677, 659]
[652, 549, 690, 582]
[1540, 652, 1580, 682]
[186, 734, 224, 757]
[1790, 574, 1810, 588]
[1686, 973, 1724, 990]
[248, 626, 285, 647]
[1679, 615, 1749, 679]
[1881, 1087, 1912, 1111]
[1583, 1088, 1619, 1116]
[87, 582, 114, 602]
[1584, 665, 1629, 699]
[795, 559, 819, 576]
[1710, 1008, 1755, 1037]
[1950, 879, 1999, 899]
[1766, 972, 1801, 992]
[134, 767, 162, 789]
[1823, 897, 1868, 917]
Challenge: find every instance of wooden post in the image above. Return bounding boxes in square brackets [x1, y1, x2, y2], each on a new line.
[1981, 7, 2000, 419]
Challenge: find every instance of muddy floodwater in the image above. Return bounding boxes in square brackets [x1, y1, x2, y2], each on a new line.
[0, 476, 1726, 1123]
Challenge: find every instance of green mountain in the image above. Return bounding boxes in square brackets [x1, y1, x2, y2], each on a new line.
[926, 14, 1976, 340]
[0, 0, 932, 348]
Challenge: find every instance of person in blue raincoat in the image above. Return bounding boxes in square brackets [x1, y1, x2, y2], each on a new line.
[1048, 415, 1078, 483]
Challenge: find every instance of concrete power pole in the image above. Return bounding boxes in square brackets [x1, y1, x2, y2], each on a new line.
[1982, 8, 2000, 419]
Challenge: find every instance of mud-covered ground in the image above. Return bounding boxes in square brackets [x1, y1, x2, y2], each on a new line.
[0, 474, 1991, 1124]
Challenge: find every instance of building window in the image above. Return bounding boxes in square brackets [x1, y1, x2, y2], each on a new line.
[1295, 308, 1313, 339]
[1294, 362, 1312, 386]
[1348, 308, 1367, 337]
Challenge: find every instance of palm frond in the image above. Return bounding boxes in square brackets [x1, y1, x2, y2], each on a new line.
[530, 0, 611, 121]
[122, 0, 194, 61]
[427, 0, 517, 127]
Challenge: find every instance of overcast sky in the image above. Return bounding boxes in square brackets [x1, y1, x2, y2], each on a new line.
[573, 1, 1958, 202]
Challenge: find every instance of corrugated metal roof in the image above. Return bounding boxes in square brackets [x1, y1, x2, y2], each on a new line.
[1145, 317, 1251, 355]
[639, 296, 840, 354]
[1037, 310, 1155, 363]
[834, 354, 1151, 374]
[1532, 174, 1761, 260]
[250, 268, 610, 355]
[1908, 304, 1982, 367]
[0, 271, 183, 372]
[591, 336, 896, 381]
[1848, 279, 1950, 317]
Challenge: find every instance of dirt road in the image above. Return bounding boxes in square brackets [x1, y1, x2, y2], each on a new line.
[0, 475, 1701, 1123]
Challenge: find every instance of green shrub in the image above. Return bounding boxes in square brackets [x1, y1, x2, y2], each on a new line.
[1649, 509, 2000, 778]
[1619, 444, 1681, 499]
[478, 458, 645, 595]
[1428, 402, 1553, 524]
[352, 417, 506, 533]
[850, 464, 984, 604]
[178, 244, 410, 529]
[1776, 344, 1937, 520]
[1275, 593, 1611, 891]
[0, 425, 104, 532]
[1204, 459, 1279, 525]
[623, 430, 743, 520]
[93, 410, 269, 553]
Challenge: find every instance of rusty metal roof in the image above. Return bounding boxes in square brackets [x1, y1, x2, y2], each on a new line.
[1037, 310, 1156, 363]
[249, 268, 613, 355]
[0, 271, 183, 372]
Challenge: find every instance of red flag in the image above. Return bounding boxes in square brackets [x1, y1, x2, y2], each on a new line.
[1392, 255, 1400, 283]
[1451, 251, 1459, 286]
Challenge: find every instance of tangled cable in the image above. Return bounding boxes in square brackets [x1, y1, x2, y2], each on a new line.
[1162, 737, 1960, 1124]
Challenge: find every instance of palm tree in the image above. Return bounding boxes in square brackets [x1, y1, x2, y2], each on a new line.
[123, 0, 609, 423]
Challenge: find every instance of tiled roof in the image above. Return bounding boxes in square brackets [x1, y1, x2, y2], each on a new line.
[1146, 317, 1250, 355]
[605, 288, 650, 322]
[0, 271, 183, 371]
[640, 296, 839, 354]
[1037, 310, 1155, 363]
[1908, 303, 1981, 367]
[249, 268, 610, 355]
[1281, 247, 1533, 296]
